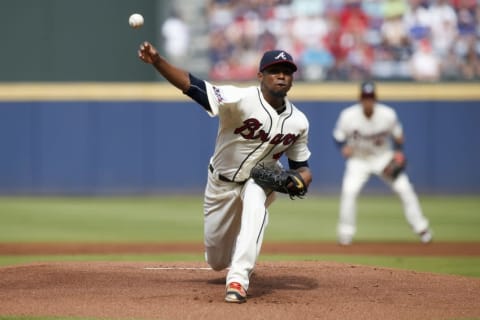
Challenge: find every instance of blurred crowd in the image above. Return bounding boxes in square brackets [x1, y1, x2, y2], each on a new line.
[204, 0, 480, 81]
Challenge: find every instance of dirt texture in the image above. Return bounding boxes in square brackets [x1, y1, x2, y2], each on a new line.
[1, 242, 480, 320]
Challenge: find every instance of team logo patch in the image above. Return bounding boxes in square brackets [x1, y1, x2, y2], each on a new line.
[212, 86, 224, 103]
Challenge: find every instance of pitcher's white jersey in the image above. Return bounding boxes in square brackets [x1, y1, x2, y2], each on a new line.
[204, 81, 311, 182]
[333, 102, 402, 158]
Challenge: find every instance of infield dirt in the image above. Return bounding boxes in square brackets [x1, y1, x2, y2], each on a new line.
[1, 242, 479, 320]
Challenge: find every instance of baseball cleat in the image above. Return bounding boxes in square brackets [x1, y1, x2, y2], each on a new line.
[337, 235, 352, 246]
[419, 229, 433, 244]
[225, 282, 247, 303]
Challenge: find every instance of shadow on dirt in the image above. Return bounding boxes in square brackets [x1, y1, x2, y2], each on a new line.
[204, 274, 319, 299]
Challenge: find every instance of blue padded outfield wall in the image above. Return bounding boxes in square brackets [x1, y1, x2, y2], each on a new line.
[0, 83, 479, 195]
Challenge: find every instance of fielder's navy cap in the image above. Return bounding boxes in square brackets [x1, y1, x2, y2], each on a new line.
[259, 50, 297, 72]
[360, 81, 376, 99]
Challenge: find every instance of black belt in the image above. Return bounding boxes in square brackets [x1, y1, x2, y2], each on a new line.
[209, 164, 246, 184]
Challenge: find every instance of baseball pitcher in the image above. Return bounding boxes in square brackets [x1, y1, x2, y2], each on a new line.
[333, 81, 432, 245]
[138, 42, 312, 303]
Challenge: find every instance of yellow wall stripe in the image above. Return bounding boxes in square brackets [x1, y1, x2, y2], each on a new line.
[0, 82, 479, 101]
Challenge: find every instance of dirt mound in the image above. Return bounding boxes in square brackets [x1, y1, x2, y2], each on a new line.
[1, 261, 479, 320]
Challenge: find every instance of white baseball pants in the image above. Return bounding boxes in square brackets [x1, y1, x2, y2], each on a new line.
[203, 168, 275, 291]
[337, 155, 430, 244]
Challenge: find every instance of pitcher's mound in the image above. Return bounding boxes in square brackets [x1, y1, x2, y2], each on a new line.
[1, 261, 479, 320]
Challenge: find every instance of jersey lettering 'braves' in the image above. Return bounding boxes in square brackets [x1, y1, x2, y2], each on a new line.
[204, 82, 310, 182]
[333, 102, 402, 158]
[234, 118, 299, 145]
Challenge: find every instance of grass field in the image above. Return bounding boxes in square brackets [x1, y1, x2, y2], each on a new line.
[0, 195, 479, 277]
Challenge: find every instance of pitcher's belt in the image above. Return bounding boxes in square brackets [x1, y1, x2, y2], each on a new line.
[209, 164, 246, 185]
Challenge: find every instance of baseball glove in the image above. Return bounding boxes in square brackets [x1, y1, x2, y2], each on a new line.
[250, 165, 307, 199]
[383, 153, 406, 180]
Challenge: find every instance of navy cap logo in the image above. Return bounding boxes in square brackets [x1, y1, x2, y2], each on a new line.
[259, 50, 297, 72]
[363, 82, 374, 94]
[274, 52, 288, 60]
[360, 81, 376, 98]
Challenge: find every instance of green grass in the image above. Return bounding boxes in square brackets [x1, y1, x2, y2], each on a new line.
[268, 195, 480, 242]
[0, 195, 479, 278]
[0, 196, 204, 242]
[0, 254, 206, 266]
[1, 195, 479, 243]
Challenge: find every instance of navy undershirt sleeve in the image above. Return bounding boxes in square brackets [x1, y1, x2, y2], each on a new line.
[288, 159, 309, 170]
[333, 137, 346, 149]
[184, 73, 211, 112]
[393, 140, 403, 151]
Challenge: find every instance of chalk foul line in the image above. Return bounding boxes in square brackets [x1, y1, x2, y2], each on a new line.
[144, 267, 213, 271]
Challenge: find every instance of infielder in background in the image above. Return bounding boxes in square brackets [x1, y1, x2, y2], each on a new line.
[333, 81, 432, 245]
[138, 42, 312, 303]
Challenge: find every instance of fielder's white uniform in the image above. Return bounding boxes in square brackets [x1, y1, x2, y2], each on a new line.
[201, 81, 311, 290]
[333, 102, 430, 245]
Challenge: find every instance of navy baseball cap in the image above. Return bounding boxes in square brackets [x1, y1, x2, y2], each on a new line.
[360, 81, 376, 99]
[259, 50, 297, 72]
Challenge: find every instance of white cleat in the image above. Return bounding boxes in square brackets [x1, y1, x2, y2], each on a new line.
[337, 235, 353, 246]
[225, 282, 247, 303]
[419, 229, 433, 244]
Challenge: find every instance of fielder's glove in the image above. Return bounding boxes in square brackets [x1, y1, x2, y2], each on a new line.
[383, 153, 406, 180]
[250, 165, 307, 199]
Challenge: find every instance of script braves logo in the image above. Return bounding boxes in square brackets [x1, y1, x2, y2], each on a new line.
[352, 130, 387, 146]
[275, 52, 288, 60]
[234, 118, 299, 146]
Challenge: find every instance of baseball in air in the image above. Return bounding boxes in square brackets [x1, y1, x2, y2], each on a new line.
[129, 13, 144, 29]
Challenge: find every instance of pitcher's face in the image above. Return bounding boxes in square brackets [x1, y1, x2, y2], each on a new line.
[258, 65, 294, 98]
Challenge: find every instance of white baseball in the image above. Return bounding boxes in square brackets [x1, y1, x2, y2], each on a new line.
[129, 13, 144, 29]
